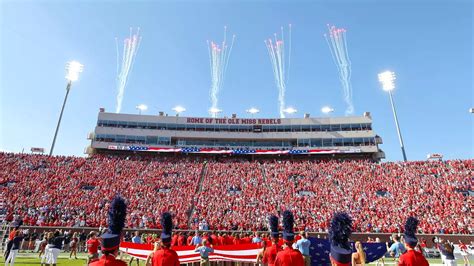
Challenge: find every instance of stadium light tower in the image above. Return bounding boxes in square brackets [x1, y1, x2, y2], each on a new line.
[378, 70, 407, 162]
[283, 107, 297, 116]
[172, 106, 186, 116]
[246, 107, 260, 117]
[49, 61, 84, 156]
[321, 106, 335, 114]
[135, 104, 148, 115]
[209, 107, 222, 118]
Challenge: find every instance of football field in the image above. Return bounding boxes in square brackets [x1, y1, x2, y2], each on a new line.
[4, 252, 473, 265]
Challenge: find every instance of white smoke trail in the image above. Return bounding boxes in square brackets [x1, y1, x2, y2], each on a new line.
[325, 25, 354, 115]
[115, 27, 142, 113]
[265, 25, 292, 118]
[207, 27, 235, 117]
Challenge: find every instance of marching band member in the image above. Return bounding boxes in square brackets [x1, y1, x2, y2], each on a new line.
[263, 215, 282, 266]
[146, 212, 180, 266]
[90, 196, 128, 266]
[274, 210, 305, 266]
[398, 217, 429, 266]
[329, 212, 353, 266]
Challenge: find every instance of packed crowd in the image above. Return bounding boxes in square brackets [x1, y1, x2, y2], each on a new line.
[1, 153, 202, 229]
[1, 152, 472, 234]
[191, 159, 473, 234]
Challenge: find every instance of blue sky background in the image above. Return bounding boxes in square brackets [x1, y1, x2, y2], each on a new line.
[0, 0, 472, 161]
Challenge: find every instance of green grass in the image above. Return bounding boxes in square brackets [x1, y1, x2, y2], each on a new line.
[4, 253, 88, 266]
[5, 252, 473, 265]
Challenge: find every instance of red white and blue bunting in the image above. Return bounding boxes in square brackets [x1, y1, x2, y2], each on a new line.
[107, 145, 361, 155]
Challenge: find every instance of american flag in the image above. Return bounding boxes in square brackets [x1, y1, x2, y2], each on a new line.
[120, 238, 386, 265]
[181, 147, 200, 153]
[123, 146, 361, 155]
[120, 242, 261, 263]
[309, 238, 387, 266]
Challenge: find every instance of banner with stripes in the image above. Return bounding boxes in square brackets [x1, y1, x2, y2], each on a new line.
[119, 242, 261, 263]
[109, 145, 361, 155]
[120, 238, 387, 265]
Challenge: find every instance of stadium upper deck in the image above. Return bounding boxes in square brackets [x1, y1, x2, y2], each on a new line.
[87, 109, 385, 160]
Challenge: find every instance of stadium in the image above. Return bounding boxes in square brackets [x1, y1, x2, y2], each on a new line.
[1, 1, 473, 265]
[87, 109, 384, 160]
[1, 109, 472, 265]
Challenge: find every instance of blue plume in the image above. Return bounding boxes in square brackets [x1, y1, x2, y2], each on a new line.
[108, 196, 127, 235]
[329, 212, 352, 249]
[268, 215, 279, 233]
[282, 210, 294, 233]
[404, 217, 419, 237]
[161, 212, 173, 235]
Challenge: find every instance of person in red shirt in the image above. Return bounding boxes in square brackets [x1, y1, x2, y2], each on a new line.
[86, 232, 100, 264]
[217, 233, 225, 246]
[177, 233, 185, 246]
[328, 212, 353, 266]
[146, 212, 180, 266]
[171, 232, 179, 247]
[274, 210, 305, 266]
[398, 217, 429, 266]
[263, 215, 282, 266]
[210, 231, 218, 245]
[187, 232, 194, 246]
[90, 196, 128, 266]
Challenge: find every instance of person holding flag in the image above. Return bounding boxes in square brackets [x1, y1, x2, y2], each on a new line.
[296, 231, 311, 266]
[89, 196, 128, 266]
[194, 239, 214, 266]
[274, 210, 305, 266]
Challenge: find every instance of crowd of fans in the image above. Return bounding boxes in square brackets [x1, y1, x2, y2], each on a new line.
[1, 152, 472, 234]
[1, 153, 202, 229]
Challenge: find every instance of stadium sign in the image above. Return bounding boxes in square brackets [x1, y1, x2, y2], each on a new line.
[30, 147, 45, 153]
[186, 117, 282, 125]
[427, 153, 443, 160]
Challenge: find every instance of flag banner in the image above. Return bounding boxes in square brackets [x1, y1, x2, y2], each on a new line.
[120, 238, 386, 265]
[120, 146, 361, 155]
[119, 242, 261, 263]
[309, 238, 387, 266]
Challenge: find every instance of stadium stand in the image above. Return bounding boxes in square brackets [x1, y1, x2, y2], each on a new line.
[1, 153, 472, 234]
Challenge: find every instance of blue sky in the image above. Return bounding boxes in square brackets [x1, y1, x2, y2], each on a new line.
[0, 0, 472, 161]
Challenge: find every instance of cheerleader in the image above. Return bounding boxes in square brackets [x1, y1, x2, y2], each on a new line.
[69, 232, 79, 259]
[458, 240, 470, 266]
[40, 232, 54, 266]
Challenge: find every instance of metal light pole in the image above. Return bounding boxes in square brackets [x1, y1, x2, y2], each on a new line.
[246, 107, 260, 117]
[283, 107, 297, 116]
[321, 106, 335, 114]
[209, 107, 222, 118]
[49, 61, 83, 156]
[378, 71, 407, 162]
[136, 104, 148, 115]
[172, 106, 186, 116]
